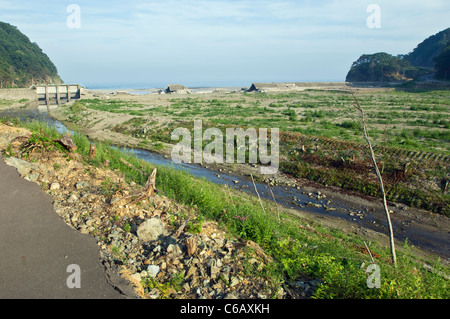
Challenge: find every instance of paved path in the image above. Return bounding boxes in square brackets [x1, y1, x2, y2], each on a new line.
[0, 156, 134, 299]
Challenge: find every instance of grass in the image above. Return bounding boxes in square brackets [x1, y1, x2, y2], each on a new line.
[56, 89, 450, 216]
[6, 118, 448, 299]
[65, 90, 450, 153]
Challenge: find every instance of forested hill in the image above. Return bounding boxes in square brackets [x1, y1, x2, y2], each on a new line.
[346, 28, 450, 82]
[0, 21, 62, 88]
[404, 28, 450, 68]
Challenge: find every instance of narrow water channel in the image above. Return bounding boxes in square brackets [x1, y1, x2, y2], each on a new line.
[1, 104, 448, 259]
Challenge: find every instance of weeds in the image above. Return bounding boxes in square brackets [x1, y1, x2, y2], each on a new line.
[141, 272, 185, 299]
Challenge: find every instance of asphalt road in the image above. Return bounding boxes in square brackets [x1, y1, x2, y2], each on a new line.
[0, 156, 134, 299]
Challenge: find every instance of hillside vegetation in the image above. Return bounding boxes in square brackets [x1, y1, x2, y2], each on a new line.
[345, 52, 423, 82]
[0, 21, 62, 88]
[405, 28, 450, 68]
[346, 28, 450, 82]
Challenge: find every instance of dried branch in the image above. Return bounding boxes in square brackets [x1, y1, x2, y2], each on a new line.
[39, 129, 77, 152]
[267, 181, 281, 223]
[250, 174, 266, 215]
[351, 92, 397, 267]
[111, 168, 159, 207]
[363, 241, 375, 263]
[120, 157, 144, 175]
[174, 219, 190, 239]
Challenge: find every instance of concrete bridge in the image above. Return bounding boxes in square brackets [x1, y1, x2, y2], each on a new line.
[36, 84, 81, 106]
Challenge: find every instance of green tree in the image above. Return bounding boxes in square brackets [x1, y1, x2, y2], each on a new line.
[346, 52, 411, 82]
[405, 27, 450, 67]
[0, 21, 62, 87]
[434, 43, 450, 80]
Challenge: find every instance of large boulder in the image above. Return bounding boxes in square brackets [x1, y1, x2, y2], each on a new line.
[136, 218, 167, 242]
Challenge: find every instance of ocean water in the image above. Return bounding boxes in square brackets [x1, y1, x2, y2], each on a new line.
[84, 80, 252, 91]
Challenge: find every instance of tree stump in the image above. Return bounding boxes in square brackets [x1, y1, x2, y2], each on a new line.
[57, 131, 77, 152]
[89, 144, 96, 159]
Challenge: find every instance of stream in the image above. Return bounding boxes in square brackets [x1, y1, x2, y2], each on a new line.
[1, 104, 449, 259]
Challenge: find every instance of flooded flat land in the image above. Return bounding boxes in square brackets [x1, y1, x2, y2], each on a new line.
[49, 87, 449, 216]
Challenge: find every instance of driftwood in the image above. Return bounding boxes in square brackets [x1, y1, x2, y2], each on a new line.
[119, 158, 144, 175]
[245, 240, 273, 263]
[423, 263, 450, 280]
[110, 168, 159, 207]
[57, 131, 78, 152]
[173, 219, 190, 239]
[21, 130, 77, 156]
[186, 236, 197, 256]
[38, 129, 77, 152]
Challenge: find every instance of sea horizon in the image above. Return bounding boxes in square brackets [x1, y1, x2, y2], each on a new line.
[83, 81, 251, 91]
[82, 78, 345, 91]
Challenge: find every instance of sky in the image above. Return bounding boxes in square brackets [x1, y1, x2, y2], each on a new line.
[0, 0, 449, 88]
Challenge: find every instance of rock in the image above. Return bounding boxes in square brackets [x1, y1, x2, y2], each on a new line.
[79, 225, 89, 234]
[224, 292, 240, 299]
[213, 238, 224, 248]
[67, 194, 78, 203]
[5, 157, 39, 178]
[76, 181, 88, 189]
[110, 196, 121, 205]
[148, 288, 160, 299]
[153, 245, 161, 253]
[147, 265, 160, 278]
[130, 273, 141, 282]
[26, 172, 40, 182]
[167, 243, 182, 255]
[230, 276, 241, 287]
[186, 265, 197, 278]
[50, 183, 60, 190]
[210, 265, 220, 278]
[221, 272, 230, 284]
[0, 136, 8, 149]
[137, 218, 167, 242]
